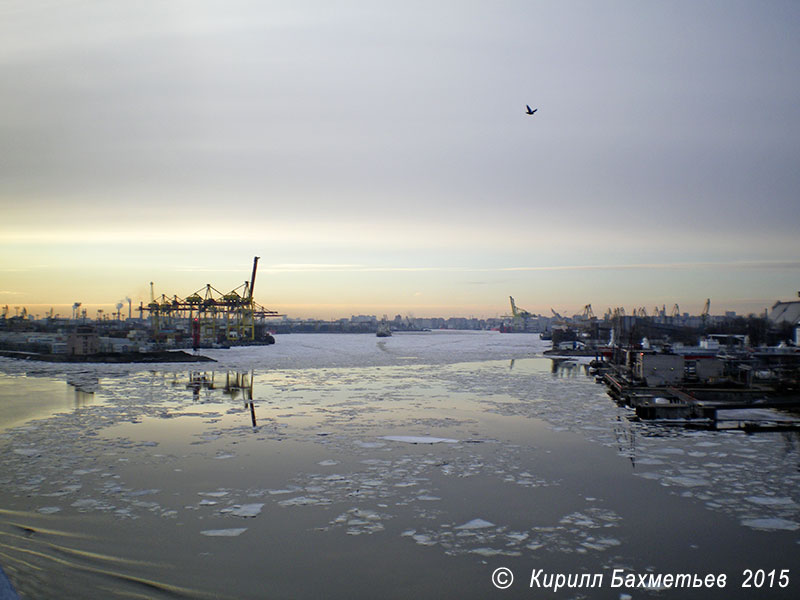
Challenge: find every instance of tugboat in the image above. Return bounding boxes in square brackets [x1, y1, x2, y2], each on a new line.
[376, 320, 392, 337]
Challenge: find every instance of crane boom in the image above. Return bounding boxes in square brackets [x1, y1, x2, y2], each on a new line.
[509, 296, 518, 317]
[249, 256, 260, 300]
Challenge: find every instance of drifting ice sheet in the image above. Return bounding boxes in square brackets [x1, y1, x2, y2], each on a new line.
[740, 518, 799, 531]
[200, 528, 248, 537]
[380, 436, 459, 444]
[454, 518, 495, 530]
[221, 503, 264, 518]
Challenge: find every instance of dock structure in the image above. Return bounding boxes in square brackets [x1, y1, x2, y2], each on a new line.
[596, 347, 800, 431]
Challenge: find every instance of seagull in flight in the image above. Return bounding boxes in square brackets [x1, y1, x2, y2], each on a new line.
[525, 105, 537, 115]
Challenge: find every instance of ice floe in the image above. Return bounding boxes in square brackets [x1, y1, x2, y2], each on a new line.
[13, 448, 41, 457]
[740, 518, 799, 531]
[745, 496, 796, 507]
[200, 528, 247, 537]
[37, 506, 61, 514]
[220, 503, 264, 518]
[454, 518, 495, 530]
[380, 436, 459, 444]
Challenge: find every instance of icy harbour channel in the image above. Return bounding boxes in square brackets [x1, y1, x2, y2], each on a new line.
[0, 331, 798, 599]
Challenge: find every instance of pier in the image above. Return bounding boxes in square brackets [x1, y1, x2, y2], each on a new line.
[597, 349, 800, 430]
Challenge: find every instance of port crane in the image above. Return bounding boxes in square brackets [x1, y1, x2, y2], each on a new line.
[509, 296, 533, 319]
[581, 304, 595, 320]
[139, 257, 282, 345]
[701, 298, 710, 326]
[509, 296, 535, 331]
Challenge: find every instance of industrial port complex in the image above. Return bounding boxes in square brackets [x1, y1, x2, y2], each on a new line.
[0, 256, 799, 363]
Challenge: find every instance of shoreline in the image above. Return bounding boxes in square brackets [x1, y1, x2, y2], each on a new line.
[0, 349, 215, 364]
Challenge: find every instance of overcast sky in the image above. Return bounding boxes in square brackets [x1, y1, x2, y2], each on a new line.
[2, 0, 799, 319]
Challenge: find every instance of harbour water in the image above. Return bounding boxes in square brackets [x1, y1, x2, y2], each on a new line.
[0, 331, 798, 599]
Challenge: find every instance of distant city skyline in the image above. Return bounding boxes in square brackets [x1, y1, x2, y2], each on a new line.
[2, 2, 799, 319]
[4, 275, 796, 324]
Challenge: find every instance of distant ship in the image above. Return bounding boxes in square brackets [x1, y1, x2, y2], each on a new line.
[376, 321, 392, 337]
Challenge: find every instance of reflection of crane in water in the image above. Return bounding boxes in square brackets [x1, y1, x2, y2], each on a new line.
[186, 371, 258, 425]
[187, 372, 216, 401]
[223, 372, 253, 402]
[186, 371, 253, 401]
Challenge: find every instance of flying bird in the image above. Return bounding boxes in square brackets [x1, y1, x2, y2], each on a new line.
[525, 105, 537, 115]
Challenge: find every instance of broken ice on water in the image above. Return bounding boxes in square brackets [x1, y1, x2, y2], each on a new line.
[433, 358, 800, 532]
[396, 506, 625, 558]
[1, 333, 798, 577]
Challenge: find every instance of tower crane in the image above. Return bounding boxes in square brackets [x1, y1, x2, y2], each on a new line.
[671, 304, 680, 318]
